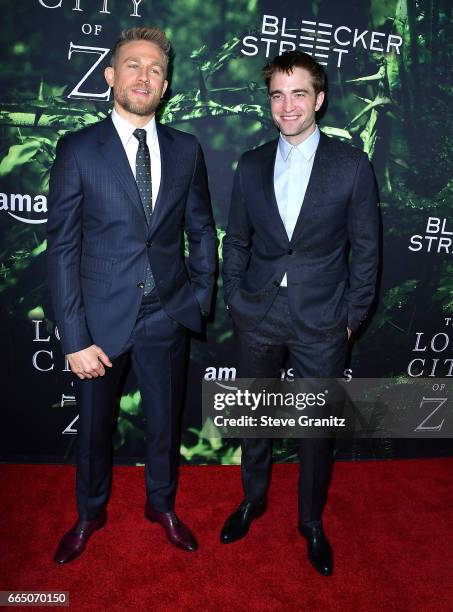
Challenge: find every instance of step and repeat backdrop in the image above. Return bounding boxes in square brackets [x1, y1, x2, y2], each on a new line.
[1, 0, 452, 463]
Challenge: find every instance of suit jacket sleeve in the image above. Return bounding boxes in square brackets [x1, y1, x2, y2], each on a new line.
[346, 152, 380, 332]
[47, 136, 93, 355]
[222, 157, 252, 304]
[184, 142, 217, 314]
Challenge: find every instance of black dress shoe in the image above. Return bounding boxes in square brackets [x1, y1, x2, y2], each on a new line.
[220, 499, 267, 544]
[145, 502, 198, 552]
[54, 509, 107, 564]
[298, 523, 333, 576]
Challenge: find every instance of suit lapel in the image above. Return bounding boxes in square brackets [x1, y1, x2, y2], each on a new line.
[291, 132, 330, 242]
[98, 116, 145, 220]
[261, 140, 290, 243]
[149, 122, 178, 237]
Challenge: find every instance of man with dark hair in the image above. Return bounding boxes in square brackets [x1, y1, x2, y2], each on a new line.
[221, 51, 379, 576]
[48, 26, 216, 563]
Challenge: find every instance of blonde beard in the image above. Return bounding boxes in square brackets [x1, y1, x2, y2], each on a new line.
[114, 87, 161, 117]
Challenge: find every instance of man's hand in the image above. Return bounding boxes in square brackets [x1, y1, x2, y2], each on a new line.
[347, 327, 352, 341]
[66, 344, 112, 380]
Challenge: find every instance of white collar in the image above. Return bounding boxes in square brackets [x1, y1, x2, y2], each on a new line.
[278, 125, 320, 162]
[111, 108, 157, 149]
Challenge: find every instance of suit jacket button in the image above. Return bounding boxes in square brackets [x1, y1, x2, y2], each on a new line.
[287, 248, 293, 255]
[137, 282, 145, 289]
[273, 281, 280, 287]
[146, 241, 152, 248]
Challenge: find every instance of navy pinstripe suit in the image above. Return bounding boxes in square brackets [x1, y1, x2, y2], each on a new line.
[47, 116, 216, 518]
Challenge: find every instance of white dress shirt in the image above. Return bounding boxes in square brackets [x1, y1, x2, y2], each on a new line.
[111, 108, 161, 210]
[274, 126, 320, 286]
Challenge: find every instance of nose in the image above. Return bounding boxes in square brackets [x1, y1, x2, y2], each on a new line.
[138, 69, 149, 83]
[282, 97, 294, 113]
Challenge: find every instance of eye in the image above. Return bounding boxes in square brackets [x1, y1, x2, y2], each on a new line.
[271, 94, 282, 101]
[128, 63, 139, 69]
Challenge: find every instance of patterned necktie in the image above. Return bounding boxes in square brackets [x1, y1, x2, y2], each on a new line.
[133, 128, 155, 295]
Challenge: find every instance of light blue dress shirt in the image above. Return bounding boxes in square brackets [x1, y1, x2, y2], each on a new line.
[274, 126, 320, 286]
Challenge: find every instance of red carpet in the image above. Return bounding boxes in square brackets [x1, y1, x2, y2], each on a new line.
[1, 459, 452, 611]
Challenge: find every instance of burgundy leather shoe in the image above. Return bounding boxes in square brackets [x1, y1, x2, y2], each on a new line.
[145, 502, 198, 552]
[54, 509, 107, 564]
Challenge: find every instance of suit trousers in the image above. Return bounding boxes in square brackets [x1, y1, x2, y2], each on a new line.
[234, 289, 348, 527]
[74, 289, 188, 520]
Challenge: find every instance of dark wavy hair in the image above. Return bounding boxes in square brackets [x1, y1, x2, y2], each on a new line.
[262, 51, 326, 95]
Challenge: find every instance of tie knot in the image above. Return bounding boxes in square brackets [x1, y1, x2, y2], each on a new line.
[133, 128, 147, 144]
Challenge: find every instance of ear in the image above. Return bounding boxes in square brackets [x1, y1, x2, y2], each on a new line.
[315, 90, 325, 112]
[104, 65, 115, 88]
[161, 79, 168, 98]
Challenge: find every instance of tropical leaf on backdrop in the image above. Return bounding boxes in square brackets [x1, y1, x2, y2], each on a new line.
[1, 0, 451, 461]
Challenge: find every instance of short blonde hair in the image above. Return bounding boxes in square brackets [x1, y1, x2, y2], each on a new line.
[111, 27, 171, 76]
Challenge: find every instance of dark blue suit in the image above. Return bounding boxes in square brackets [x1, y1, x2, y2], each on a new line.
[47, 116, 216, 519]
[48, 116, 216, 358]
[222, 132, 379, 524]
[223, 132, 379, 336]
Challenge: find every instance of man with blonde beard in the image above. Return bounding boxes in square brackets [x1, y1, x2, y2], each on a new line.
[48, 27, 216, 563]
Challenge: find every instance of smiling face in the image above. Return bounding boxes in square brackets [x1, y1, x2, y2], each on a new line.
[269, 66, 324, 145]
[104, 40, 168, 127]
